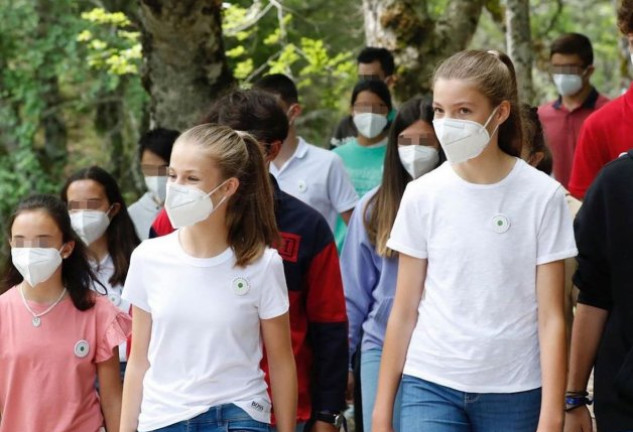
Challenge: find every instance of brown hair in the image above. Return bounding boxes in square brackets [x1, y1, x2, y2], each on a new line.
[550, 33, 594, 67]
[366, 96, 442, 257]
[433, 50, 523, 157]
[175, 124, 279, 267]
[520, 104, 553, 175]
[618, 0, 633, 34]
[61, 166, 140, 287]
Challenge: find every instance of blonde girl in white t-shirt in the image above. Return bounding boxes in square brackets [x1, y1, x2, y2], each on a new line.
[120, 125, 297, 432]
[373, 50, 577, 432]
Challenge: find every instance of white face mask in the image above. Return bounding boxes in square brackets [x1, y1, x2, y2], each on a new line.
[432, 107, 499, 164]
[164, 181, 228, 229]
[70, 210, 111, 246]
[12, 247, 63, 287]
[398, 145, 439, 179]
[144, 175, 168, 204]
[553, 73, 583, 96]
[353, 112, 388, 139]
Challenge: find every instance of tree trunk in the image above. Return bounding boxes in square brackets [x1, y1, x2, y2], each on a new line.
[506, 0, 534, 103]
[362, 0, 486, 100]
[138, 0, 235, 131]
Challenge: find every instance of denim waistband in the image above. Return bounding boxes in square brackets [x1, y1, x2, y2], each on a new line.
[188, 404, 253, 424]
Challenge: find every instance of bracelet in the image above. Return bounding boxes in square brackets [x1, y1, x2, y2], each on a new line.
[565, 394, 593, 412]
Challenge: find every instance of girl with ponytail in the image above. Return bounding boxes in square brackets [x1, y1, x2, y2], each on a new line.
[373, 50, 577, 431]
[120, 124, 296, 432]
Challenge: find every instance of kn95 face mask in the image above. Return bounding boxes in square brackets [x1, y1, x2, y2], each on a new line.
[164, 181, 228, 228]
[11, 247, 63, 287]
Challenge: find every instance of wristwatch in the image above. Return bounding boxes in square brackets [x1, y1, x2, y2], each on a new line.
[315, 411, 346, 430]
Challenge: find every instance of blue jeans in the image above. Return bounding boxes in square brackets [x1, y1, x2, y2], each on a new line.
[150, 404, 271, 432]
[400, 375, 541, 432]
[361, 349, 402, 432]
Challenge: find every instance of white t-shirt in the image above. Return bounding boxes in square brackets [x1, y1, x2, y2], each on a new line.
[91, 254, 130, 362]
[387, 159, 577, 393]
[128, 192, 162, 240]
[121, 232, 289, 431]
[270, 137, 358, 232]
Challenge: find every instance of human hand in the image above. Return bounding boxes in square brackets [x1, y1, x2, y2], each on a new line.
[563, 406, 593, 432]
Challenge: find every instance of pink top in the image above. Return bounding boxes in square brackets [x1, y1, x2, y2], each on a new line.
[0, 288, 131, 432]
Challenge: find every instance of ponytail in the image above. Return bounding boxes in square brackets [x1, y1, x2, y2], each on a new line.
[433, 49, 523, 157]
[225, 133, 280, 266]
[176, 124, 279, 267]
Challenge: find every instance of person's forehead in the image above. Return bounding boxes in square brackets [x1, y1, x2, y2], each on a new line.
[550, 53, 584, 66]
[358, 61, 386, 78]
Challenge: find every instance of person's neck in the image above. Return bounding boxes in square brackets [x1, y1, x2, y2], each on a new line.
[561, 84, 592, 111]
[273, 127, 298, 170]
[22, 270, 66, 303]
[179, 211, 230, 259]
[88, 235, 109, 262]
[452, 141, 517, 185]
[358, 132, 388, 147]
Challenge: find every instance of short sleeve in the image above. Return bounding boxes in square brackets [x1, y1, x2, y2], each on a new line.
[573, 166, 613, 309]
[95, 298, 132, 363]
[328, 154, 359, 213]
[386, 183, 428, 259]
[258, 251, 290, 320]
[121, 248, 150, 312]
[536, 186, 578, 265]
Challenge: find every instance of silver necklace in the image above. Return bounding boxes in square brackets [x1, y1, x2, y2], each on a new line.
[19, 285, 67, 327]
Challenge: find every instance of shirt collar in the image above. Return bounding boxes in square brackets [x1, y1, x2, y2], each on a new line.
[553, 86, 599, 111]
[295, 137, 309, 159]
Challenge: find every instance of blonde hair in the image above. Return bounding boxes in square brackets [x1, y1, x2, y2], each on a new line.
[175, 124, 279, 267]
[433, 50, 523, 157]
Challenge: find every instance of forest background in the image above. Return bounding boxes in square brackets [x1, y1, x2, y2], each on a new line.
[0, 0, 631, 258]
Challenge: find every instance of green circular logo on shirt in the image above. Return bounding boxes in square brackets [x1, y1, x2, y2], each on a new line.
[491, 214, 511, 234]
[233, 277, 251, 296]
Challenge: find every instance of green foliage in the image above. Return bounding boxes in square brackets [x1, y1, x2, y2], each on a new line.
[77, 8, 142, 76]
[0, 1, 147, 261]
[222, 0, 362, 147]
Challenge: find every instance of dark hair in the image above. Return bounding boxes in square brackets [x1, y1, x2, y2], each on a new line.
[350, 79, 393, 112]
[618, 0, 633, 34]
[3, 194, 99, 310]
[550, 33, 594, 68]
[521, 104, 553, 175]
[357, 47, 395, 77]
[253, 73, 299, 105]
[366, 96, 444, 256]
[433, 50, 523, 158]
[138, 128, 180, 164]
[60, 166, 140, 287]
[200, 89, 289, 145]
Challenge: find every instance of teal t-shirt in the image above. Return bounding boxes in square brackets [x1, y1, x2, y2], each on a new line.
[332, 137, 387, 251]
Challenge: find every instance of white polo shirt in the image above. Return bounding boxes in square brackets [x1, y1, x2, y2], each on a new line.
[128, 192, 162, 240]
[270, 137, 359, 232]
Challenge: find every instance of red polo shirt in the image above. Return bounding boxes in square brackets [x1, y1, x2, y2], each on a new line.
[569, 82, 633, 199]
[538, 87, 609, 189]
